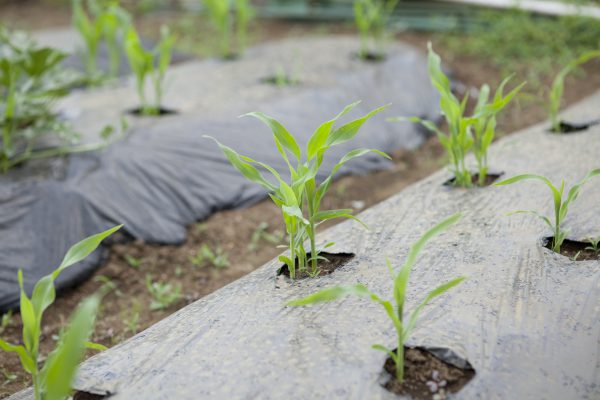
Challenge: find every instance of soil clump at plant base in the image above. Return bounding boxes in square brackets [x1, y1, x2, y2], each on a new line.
[384, 347, 475, 400]
[544, 238, 600, 261]
[277, 252, 354, 279]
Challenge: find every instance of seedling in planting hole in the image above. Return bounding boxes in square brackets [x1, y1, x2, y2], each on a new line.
[145, 275, 182, 311]
[288, 213, 465, 383]
[207, 101, 390, 279]
[248, 222, 284, 251]
[203, 0, 254, 59]
[585, 236, 600, 254]
[495, 169, 600, 253]
[99, 0, 132, 79]
[124, 254, 141, 269]
[389, 43, 524, 188]
[124, 24, 175, 116]
[354, 0, 398, 60]
[189, 244, 230, 269]
[548, 50, 600, 132]
[72, 0, 104, 79]
[0, 225, 121, 400]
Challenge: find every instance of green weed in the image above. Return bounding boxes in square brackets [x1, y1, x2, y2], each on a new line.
[0, 311, 12, 335]
[495, 169, 600, 253]
[124, 254, 141, 269]
[207, 101, 389, 279]
[585, 236, 600, 254]
[189, 244, 230, 269]
[0, 225, 120, 400]
[248, 222, 284, 252]
[288, 213, 464, 383]
[145, 275, 182, 311]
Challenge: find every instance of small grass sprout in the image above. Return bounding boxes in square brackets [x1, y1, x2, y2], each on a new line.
[495, 169, 600, 253]
[585, 236, 600, 254]
[248, 222, 284, 251]
[390, 43, 523, 187]
[189, 244, 230, 269]
[145, 275, 182, 311]
[548, 50, 600, 132]
[124, 24, 175, 116]
[288, 213, 465, 383]
[0, 225, 121, 400]
[124, 254, 141, 269]
[207, 101, 390, 279]
[0, 311, 12, 335]
[203, 0, 254, 59]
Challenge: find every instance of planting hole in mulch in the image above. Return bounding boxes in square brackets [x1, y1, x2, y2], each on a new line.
[383, 347, 475, 400]
[543, 237, 600, 261]
[549, 119, 600, 134]
[259, 75, 300, 87]
[352, 52, 387, 62]
[444, 172, 503, 188]
[277, 252, 354, 279]
[127, 107, 178, 117]
[73, 391, 106, 400]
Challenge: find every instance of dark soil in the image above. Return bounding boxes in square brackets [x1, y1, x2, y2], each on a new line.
[550, 119, 600, 134]
[384, 347, 475, 400]
[260, 75, 300, 87]
[277, 252, 355, 279]
[544, 238, 600, 261]
[444, 172, 503, 188]
[353, 51, 387, 62]
[2, 4, 600, 398]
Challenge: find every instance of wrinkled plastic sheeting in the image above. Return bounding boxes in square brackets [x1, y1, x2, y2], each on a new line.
[0, 37, 439, 311]
[65, 92, 600, 400]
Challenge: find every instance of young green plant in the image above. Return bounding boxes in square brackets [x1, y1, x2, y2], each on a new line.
[207, 101, 389, 279]
[124, 25, 175, 116]
[548, 50, 600, 132]
[288, 213, 465, 383]
[390, 43, 523, 187]
[495, 169, 600, 253]
[354, 0, 398, 60]
[585, 236, 600, 254]
[189, 244, 230, 269]
[145, 275, 182, 311]
[0, 28, 121, 172]
[203, 0, 254, 59]
[99, 0, 132, 79]
[0, 225, 121, 400]
[72, 0, 104, 79]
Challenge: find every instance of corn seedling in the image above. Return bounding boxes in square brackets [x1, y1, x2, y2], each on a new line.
[189, 244, 230, 269]
[0, 225, 120, 400]
[72, 0, 104, 79]
[585, 236, 600, 254]
[0, 28, 121, 173]
[124, 25, 175, 116]
[207, 101, 389, 279]
[390, 44, 523, 188]
[548, 50, 600, 132]
[495, 169, 600, 253]
[145, 275, 182, 311]
[99, 1, 132, 79]
[203, 0, 254, 59]
[288, 213, 465, 383]
[354, 0, 398, 60]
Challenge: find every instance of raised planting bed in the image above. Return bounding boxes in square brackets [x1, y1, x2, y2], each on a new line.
[0, 36, 439, 311]
[29, 90, 597, 400]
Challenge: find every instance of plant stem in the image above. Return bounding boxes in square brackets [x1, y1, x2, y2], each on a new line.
[395, 339, 404, 382]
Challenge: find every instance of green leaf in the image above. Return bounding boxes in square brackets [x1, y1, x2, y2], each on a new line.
[84, 341, 108, 351]
[287, 284, 374, 306]
[206, 136, 276, 192]
[307, 101, 360, 160]
[403, 277, 464, 342]
[244, 112, 301, 163]
[41, 295, 101, 400]
[314, 209, 368, 229]
[508, 210, 554, 231]
[57, 225, 122, 273]
[326, 104, 389, 147]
